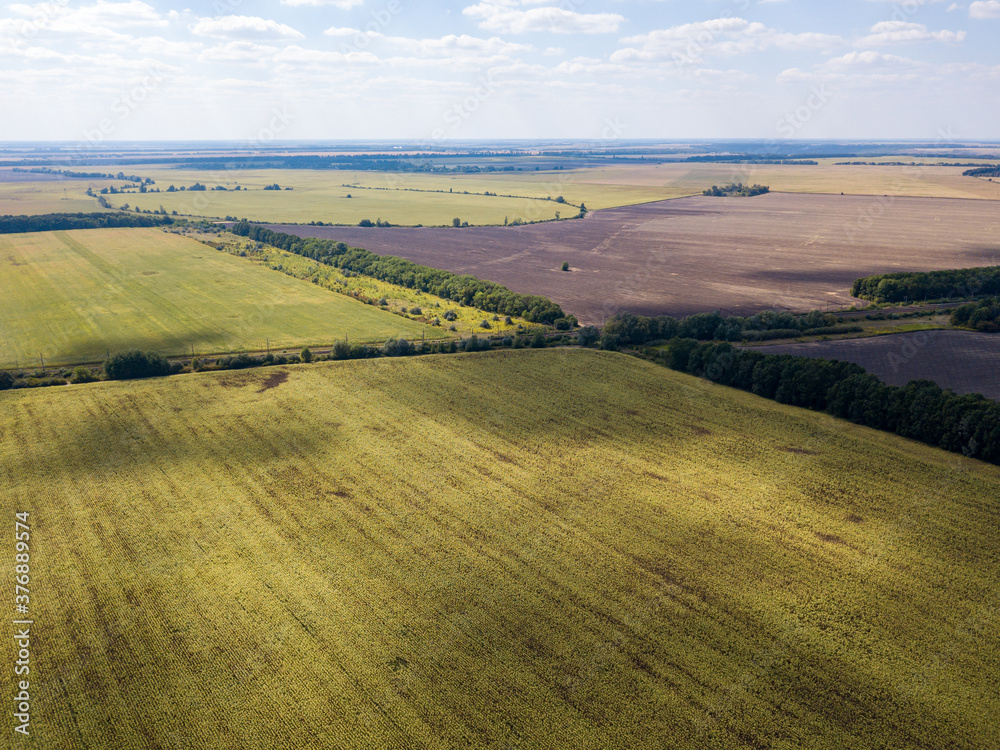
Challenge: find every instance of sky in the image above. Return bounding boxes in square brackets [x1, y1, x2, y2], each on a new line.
[0, 0, 998, 144]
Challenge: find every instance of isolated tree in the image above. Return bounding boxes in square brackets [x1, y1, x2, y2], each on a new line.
[300, 347, 313, 363]
[561, 261, 570, 272]
[453, 217, 461, 228]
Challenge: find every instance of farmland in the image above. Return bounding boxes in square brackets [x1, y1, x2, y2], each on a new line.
[2, 349, 999, 749]
[755, 330, 1000, 401]
[274, 192, 1000, 324]
[0, 227, 437, 368]
[6, 158, 1000, 225]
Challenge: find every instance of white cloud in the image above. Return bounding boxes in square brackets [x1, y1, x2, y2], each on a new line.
[282, 0, 364, 7]
[463, 1, 624, 34]
[969, 0, 1000, 17]
[856, 21, 966, 45]
[613, 18, 842, 64]
[200, 41, 280, 63]
[779, 50, 926, 85]
[191, 15, 304, 40]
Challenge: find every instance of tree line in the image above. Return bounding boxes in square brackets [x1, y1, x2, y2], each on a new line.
[229, 221, 566, 323]
[963, 166, 1000, 178]
[852, 266, 1000, 303]
[651, 339, 1000, 465]
[601, 310, 860, 346]
[0, 212, 175, 234]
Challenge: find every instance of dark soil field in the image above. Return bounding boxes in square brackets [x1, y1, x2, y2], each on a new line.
[269, 193, 1000, 324]
[756, 330, 1000, 400]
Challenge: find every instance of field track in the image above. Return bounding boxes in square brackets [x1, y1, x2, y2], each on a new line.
[753, 330, 1000, 400]
[2, 350, 998, 749]
[270, 193, 1000, 324]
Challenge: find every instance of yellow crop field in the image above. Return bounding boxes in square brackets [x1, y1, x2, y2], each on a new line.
[0, 227, 438, 367]
[1, 349, 997, 749]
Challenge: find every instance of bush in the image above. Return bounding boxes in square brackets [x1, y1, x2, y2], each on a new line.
[443, 310, 458, 322]
[577, 326, 600, 346]
[383, 338, 415, 357]
[300, 347, 313, 363]
[70, 366, 98, 384]
[561, 261, 570, 272]
[530, 331, 547, 348]
[104, 350, 172, 380]
[410, 307, 422, 316]
[480, 319, 491, 329]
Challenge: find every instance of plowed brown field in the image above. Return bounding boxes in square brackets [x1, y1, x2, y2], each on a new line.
[754, 330, 1000, 400]
[269, 193, 1000, 324]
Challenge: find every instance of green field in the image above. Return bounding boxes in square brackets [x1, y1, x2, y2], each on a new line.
[2, 349, 997, 749]
[0, 227, 437, 367]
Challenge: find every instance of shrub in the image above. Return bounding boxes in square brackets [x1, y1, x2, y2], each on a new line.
[561, 261, 570, 272]
[70, 366, 98, 384]
[530, 331, 547, 348]
[577, 326, 600, 346]
[480, 319, 491, 329]
[383, 338, 415, 357]
[410, 307, 422, 316]
[104, 350, 172, 380]
[300, 347, 313, 363]
[378, 297, 388, 306]
[443, 310, 458, 322]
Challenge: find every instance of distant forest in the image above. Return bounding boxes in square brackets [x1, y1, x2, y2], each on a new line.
[0, 212, 174, 233]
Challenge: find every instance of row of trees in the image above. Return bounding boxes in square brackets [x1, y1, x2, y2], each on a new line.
[655, 339, 1000, 465]
[229, 221, 566, 323]
[963, 166, 1000, 177]
[852, 266, 1000, 303]
[951, 297, 1000, 332]
[0, 212, 174, 234]
[601, 310, 858, 346]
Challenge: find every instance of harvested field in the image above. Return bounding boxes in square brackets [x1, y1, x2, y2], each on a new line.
[2, 349, 999, 749]
[754, 330, 1000, 400]
[270, 193, 1000, 324]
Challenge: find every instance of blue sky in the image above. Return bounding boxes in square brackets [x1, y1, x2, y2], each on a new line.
[1, 0, 997, 143]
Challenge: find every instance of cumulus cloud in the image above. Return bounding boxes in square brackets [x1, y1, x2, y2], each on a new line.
[856, 21, 966, 45]
[969, 0, 1000, 17]
[282, 0, 365, 7]
[191, 15, 304, 40]
[463, 1, 624, 34]
[613, 18, 842, 64]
